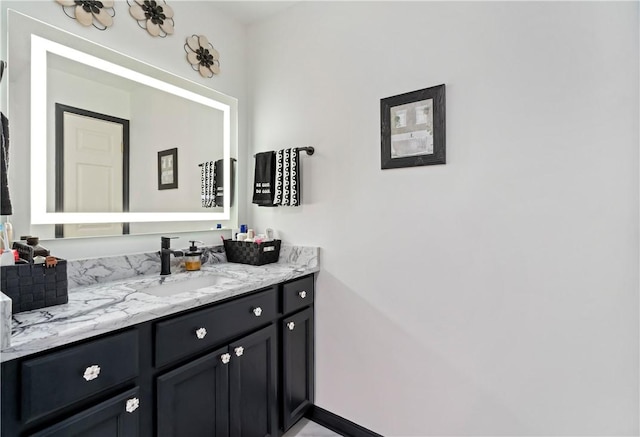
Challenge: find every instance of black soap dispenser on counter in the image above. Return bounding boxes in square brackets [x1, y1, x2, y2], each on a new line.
[185, 241, 203, 271]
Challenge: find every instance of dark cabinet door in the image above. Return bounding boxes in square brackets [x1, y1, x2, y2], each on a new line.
[229, 324, 278, 437]
[29, 388, 140, 437]
[156, 347, 230, 437]
[281, 307, 314, 431]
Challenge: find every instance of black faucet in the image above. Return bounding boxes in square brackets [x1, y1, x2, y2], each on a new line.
[160, 237, 184, 276]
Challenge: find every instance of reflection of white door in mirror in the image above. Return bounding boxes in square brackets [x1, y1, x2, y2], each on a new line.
[61, 112, 124, 237]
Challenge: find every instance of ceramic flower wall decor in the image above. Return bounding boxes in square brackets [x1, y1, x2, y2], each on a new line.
[127, 0, 175, 37]
[55, 0, 115, 30]
[185, 35, 220, 78]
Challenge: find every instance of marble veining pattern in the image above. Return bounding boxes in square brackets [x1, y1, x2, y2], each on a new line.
[67, 246, 227, 289]
[1, 246, 318, 362]
[0, 292, 11, 349]
[277, 245, 318, 266]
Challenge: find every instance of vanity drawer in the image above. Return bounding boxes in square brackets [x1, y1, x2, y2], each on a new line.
[21, 330, 139, 423]
[155, 287, 278, 368]
[28, 387, 140, 437]
[282, 275, 314, 314]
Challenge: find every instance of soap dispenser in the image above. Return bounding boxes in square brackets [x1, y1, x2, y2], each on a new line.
[184, 241, 203, 271]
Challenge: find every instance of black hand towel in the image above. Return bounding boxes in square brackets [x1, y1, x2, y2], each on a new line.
[252, 151, 276, 206]
[1, 112, 12, 216]
[214, 159, 223, 207]
[214, 159, 235, 207]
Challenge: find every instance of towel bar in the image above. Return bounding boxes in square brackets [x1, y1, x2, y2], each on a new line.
[252, 147, 314, 158]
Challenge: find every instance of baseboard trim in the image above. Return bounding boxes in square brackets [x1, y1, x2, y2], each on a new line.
[305, 405, 383, 437]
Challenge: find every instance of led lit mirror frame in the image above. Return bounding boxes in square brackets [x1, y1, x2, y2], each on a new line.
[28, 28, 236, 225]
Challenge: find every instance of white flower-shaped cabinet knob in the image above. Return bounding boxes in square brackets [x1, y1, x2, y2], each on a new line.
[83, 365, 101, 381]
[125, 397, 139, 413]
[195, 327, 207, 340]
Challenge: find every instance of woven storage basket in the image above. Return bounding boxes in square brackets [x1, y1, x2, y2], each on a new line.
[0, 259, 68, 314]
[223, 239, 281, 266]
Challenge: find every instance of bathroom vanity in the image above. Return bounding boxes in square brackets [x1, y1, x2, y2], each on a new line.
[2, 9, 319, 436]
[0, 248, 318, 436]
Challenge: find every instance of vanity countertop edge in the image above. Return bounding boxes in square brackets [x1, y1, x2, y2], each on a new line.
[1, 253, 319, 363]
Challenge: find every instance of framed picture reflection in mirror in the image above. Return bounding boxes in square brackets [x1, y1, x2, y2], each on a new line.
[158, 147, 178, 190]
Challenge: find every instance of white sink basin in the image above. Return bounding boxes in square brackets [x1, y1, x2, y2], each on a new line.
[135, 275, 237, 297]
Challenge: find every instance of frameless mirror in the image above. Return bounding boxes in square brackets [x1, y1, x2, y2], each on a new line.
[7, 10, 238, 238]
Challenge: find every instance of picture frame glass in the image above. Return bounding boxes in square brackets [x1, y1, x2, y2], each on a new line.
[160, 156, 174, 184]
[390, 98, 434, 159]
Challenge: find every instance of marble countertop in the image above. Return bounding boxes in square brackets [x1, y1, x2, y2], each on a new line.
[1, 248, 319, 363]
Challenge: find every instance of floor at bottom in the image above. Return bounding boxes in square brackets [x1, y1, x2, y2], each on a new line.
[282, 418, 343, 436]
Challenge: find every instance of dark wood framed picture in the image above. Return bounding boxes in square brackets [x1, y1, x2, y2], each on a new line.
[380, 84, 446, 169]
[158, 148, 178, 190]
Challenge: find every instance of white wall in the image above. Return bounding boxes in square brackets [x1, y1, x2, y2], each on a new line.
[0, 0, 246, 258]
[247, 2, 639, 436]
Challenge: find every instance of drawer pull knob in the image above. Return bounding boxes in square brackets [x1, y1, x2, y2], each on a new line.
[235, 346, 244, 357]
[125, 397, 139, 413]
[195, 327, 207, 339]
[287, 322, 295, 331]
[83, 365, 101, 381]
[298, 291, 307, 299]
[253, 307, 263, 317]
[221, 353, 231, 364]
